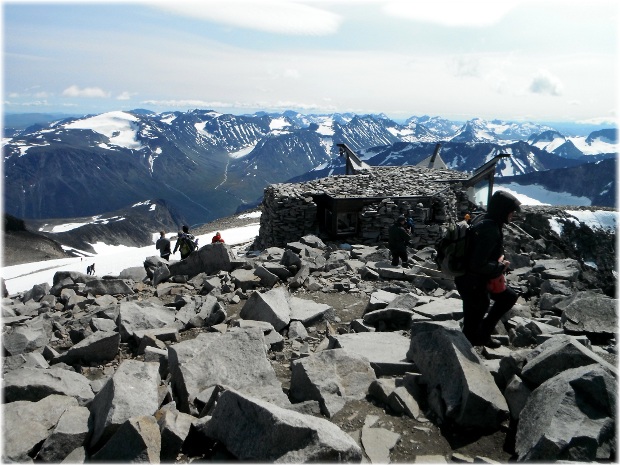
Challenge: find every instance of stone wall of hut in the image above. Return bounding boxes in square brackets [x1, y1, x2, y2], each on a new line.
[255, 183, 472, 249]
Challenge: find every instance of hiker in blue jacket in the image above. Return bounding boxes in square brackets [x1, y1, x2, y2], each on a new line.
[455, 190, 521, 348]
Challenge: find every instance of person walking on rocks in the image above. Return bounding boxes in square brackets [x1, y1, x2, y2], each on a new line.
[388, 215, 411, 267]
[156, 231, 171, 260]
[173, 225, 197, 260]
[455, 190, 521, 348]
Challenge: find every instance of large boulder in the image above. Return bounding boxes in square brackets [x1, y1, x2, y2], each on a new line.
[406, 321, 509, 429]
[201, 389, 362, 462]
[1, 395, 78, 462]
[520, 334, 617, 388]
[54, 330, 120, 365]
[289, 349, 377, 417]
[90, 416, 161, 462]
[558, 291, 618, 337]
[239, 287, 291, 331]
[168, 327, 289, 414]
[37, 406, 91, 462]
[3, 367, 94, 406]
[89, 360, 161, 449]
[515, 364, 616, 461]
[329, 331, 415, 376]
[168, 243, 237, 279]
[118, 300, 178, 342]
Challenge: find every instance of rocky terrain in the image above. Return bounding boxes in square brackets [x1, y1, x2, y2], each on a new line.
[1, 209, 617, 463]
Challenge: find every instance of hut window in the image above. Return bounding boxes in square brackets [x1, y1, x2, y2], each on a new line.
[336, 211, 357, 234]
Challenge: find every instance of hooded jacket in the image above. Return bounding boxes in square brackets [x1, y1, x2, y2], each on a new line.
[465, 190, 521, 279]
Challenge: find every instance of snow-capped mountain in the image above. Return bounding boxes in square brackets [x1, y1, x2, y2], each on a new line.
[3, 110, 617, 225]
[25, 199, 185, 253]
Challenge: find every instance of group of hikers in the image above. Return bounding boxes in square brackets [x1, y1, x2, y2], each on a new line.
[389, 190, 521, 349]
[155, 226, 225, 261]
[154, 190, 520, 350]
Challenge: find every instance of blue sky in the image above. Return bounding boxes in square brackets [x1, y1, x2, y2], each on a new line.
[2, 0, 619, 123]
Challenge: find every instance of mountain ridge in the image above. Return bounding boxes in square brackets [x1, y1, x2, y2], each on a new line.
[3, 110, 617, 225]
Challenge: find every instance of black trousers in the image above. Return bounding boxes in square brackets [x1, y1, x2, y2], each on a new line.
[454, 274, 518, 345]
[390, 246, 408, 266]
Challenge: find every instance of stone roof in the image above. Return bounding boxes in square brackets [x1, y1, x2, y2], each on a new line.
[273, 166, 468, 199]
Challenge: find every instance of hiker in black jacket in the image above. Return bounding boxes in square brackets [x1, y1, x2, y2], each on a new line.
[388, 215, 411, 267]
[156, 231, 171, 260]
[173, 225, 197, 260]
[455, 190, 521, 347]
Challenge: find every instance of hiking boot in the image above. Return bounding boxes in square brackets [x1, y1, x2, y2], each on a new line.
[483, 337, 502, 349]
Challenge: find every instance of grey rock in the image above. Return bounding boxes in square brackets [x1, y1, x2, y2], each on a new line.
[3, 367, 94, 405]
[515, 364, 616, 461]
[521, 334, 617, 387]
[118, 300, 177, 342]
[330, 331, 415, 376]
[407, 321, 509, 429]
[231, 268, 261, 291]
[290, 349, 377, 417]
[288, 320, 308, 340]
[168, 327, 289, 414]
[22, 282, 50, 303]
[90, 316, 117, 332]
[89, 360, 161, 448]
[503, 375, 531, 421]
[61, 447, 86, 463]
[535, 258, 581, 281]
[37, 406, 91, 462]
[254, 265, 280, 288]
[55, 330, 120, 365]
[84, 278, 135, 296]
[365, 289, 400, 312]
[158, 405, 198, 462]
[289, 295, 333, 325]
[169, 243, 237, 278]
[2, 321, 50, 355]
[412, 298, 463, 321]
[1, 395, 78, 462]
[202, 389, 362, 462]
[363, 308, 416, 331]
[559, 291, 617, 336]
[240, 287, 291, 331]
[90, 415, 161, 463]
[361, 426, 400, 464]
[387, 385, 422, 420]
[153, 264, 171, 286]
[368, 378, 397, 405]
[3, 351, 50, 373]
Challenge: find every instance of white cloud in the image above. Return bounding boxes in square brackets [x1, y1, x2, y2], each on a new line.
[529, 69, 563, 96]
[141, 99, 233, 108]
[382, 0, 521, 27]
[62, 85, 110, 98]
[116, 91, 135, 101]
[284, 69, 301, 79]
[153, 0, 342, 35]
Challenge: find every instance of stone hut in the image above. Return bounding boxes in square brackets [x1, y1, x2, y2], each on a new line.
[255, 149, 508, 249]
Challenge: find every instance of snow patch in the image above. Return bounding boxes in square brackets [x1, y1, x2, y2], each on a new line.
[229, 144, 257, 159]
[65, 111, 143, 150]
[497, 183, 591, 206]
[3, 223, 261, 294]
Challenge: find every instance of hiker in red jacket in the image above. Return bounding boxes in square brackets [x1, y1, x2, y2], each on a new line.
[211, 232, 225, 244]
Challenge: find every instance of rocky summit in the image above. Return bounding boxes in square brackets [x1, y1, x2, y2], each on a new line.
[1, 213, 617, 463]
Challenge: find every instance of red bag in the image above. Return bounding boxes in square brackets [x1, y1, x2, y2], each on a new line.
[487, 274, 507, 293]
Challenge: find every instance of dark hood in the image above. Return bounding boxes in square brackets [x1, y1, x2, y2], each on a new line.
[487, 190, 521, 224]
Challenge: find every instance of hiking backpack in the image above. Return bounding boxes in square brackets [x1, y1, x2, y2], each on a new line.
[179, 234, 197, 255]
[434, 216, 492, 277]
